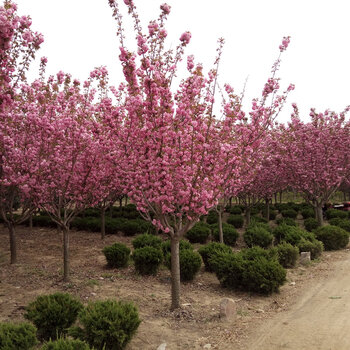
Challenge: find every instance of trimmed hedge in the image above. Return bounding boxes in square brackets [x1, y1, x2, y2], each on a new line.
[244, 226, 273, 248]
[69, 300, 140, 350]
[211, 223, 239, 246]
[301, 208, 315, 219]
[314, 225, 349, 250]
[0, 322, 37, 350]
[132, 234, 162, 249]
[325, 209, 348, 220]
[297, 238, 323, 260]
[226, 214, 244, 228]
[281, 209, 298, 219]
[41, 338, 92, 350]
[133, 247, 163, 275]
[275, 217, 297, 227]
[206, 210, 219, 225]
[328, 218, 350, 232]
[24, 293, 83, 341]
[186, 222, 211, 244]
[227, 206, 242, 215]
[304, 218, 320, 232]
[198, 242, 232, 272]
[103, 243, 131, 268]
[161, 239, 193, 256]
[275, 242, 299, 268]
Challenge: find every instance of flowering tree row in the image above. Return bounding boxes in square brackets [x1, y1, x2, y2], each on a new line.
[1, 0, 350, 309]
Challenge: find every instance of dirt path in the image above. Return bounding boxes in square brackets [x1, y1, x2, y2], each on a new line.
[245, 251, 350, 350]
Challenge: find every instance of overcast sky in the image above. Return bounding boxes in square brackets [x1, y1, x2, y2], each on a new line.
[14, 0, 350, 123]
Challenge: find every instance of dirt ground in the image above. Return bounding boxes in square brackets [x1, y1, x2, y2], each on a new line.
[0, 224, 349, 350]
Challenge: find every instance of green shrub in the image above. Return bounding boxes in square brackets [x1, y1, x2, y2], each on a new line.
[247, 221, 272, 232]
[80, 208, 100, 217]
[304, 217, 320, 232]
[301, 208, 314, 219]
[275, 217, 297, 226]
[262, 210, 277, 220]
[314, 225, 349, 250]
[186, 222, 211, 244]
[211, 223, 239, 246]
[102, 243, 131, 268]
[275, 203, 289, 212]
[275, 243, 299, 268]
[240, 246, 277, 261]
[120, 220, 143, 236]
[132, 234, 162, 249]
[328, 218, 350, 232]
[41, 338, 92, 350]
[325, 209, 348, 220]
[198, 242, 232, 272]
[69, 300, 140, 350]
[297, 238, 324, 260]
[273, 225, 311, 246]
[226, 214, 244, 228]
[287, 202, 301, 212]
[281, 209, 298, 219]
[0, 322, 37, 350]
[244, 226, 273, 248]
[105, 217, 128, 234]
[165, 249, 202, 281]
[24, 293, 83, 341]
[31, 215, 56, 228]
[227, 206, 242, 215]
[132, 247, 163, 275]
[250, 207, 260, 216]
[161, 239, 193, 256]
[251, 216, 268, 224]
[206, 210, 218, 225]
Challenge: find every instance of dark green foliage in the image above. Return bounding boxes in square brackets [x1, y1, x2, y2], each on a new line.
[165, 249, 202, 281]
[304, 218, 320, 232]
[274, 203, 289, 212]
[297, 238, 324, 260]
[132, 234, 162, 249]
[71, 217, 128, 234]
[287, 202, 300, 212]
[263, 210, 277, 220]
[198, 242, 232, 272]
[30, 215, 56, 228]
[273, 224, 312, 245]
[246, 221, 272, 232]
[211, 223, 239, 246]
[206, 210, 218, 225]
[79, 208, 101, 217]
[244, 226, 273, 248]
[120, 219, 145, 236]
[226, 214, 244, 228]
[250, 207, 260, 216]
[102, 243, 131, 268]
[69, 300, 140, 350]
[186, 222, 211, 244]
[275, 217, 297, 227]
[314, 225, 349, 250]
[210, 249, 286, 294]
[328, 218, 350, 232]
[227, 206, 242, 215]
[24, 293, 83, 341]
[161, 239, 193, 256]
[41, 338, 92, 350]
[240, 246, 278, 261]
[251, 216, 268, 224]
[281, 209, 298, 219]
[275, 243, 299, 268]
[301, 208, 315, 219]
[132, 247, 163, 275]
[325, 209, 348, 220]
[0, 322, 37, 350]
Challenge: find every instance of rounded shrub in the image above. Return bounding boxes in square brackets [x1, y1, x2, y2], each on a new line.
[297, 238, 324, 260]
[281, 209, 298, 219]
[226, 214, 244, 228]
[325, 209, 348, 220]
[211, 223, 239, 246]
[328, 218, 350, 232]
[275, 217, 297, 227]
[69, 300, 140, 350]
[275, 203, 289, 212]
[263, 210, 277, 220]
[186, 222, 211, 244]
[132, 246, 163, 275]
[240, 246, 278, 261]
[314, 225, 350, 250]
[244, 226, 273, 248]
[41, 338, 92, 350]
[304, 217, 320, 232]
[228, 206, 242, 215]
[301, 208, 315, 219]
[165, 249, 202, 281]
[251, 216, 268, 224]
[275, 242, 299, 268]
[198, 242, 232, 272]
[206, 210, 219, 225]
[161, 239, 193, 256]
[132, 233, 162, 249]
[102, 243, 131, 268]
[0, 322, 37, 350]
[273, 224, 309, 245]
[120, 220, 143, 236]
[24, 293, 83, 341]
[250, 207, 260, 216]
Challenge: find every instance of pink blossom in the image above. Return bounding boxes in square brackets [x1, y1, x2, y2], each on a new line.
[160, 3, 171, 15]
[179, 31, 191, 45]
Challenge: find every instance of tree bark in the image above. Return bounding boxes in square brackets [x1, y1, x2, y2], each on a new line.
[101, 207, 106, 240]
[63, 228, 70, 282]
[315, 204, 324, 226]
[218, 209, 224, 244]
[8, 222, 17, 264]
[265, 198, 270, 220]
[245, 207, 251, 226]
[170, 237, 180, 310]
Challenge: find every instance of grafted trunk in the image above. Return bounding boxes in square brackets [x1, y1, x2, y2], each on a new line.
[170, 237, 180, 310]
[101, 207, 106, 240]
[8, 222, 17, 264]
[63, 228, 70, 282]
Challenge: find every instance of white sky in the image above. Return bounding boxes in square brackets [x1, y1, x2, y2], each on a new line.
[14, 0, 350, 123]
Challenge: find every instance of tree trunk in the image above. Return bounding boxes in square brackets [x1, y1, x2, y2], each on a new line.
[218, 209, 224, 244]
[63, 228, 70, 282]
[279, 191, 283, 203]
[119, 198, 123, 209]
[101, 207, 106, 240]
[245, 207, 251, 226]
[124, 197, 128, 206]
[229, 197, 232, 208]
[265, 198, 270, 220]
[274, 192, 277, 204]
[315, 204, 324, 226]
[8, 222, 17, 264]
[170, 237, 180, 310]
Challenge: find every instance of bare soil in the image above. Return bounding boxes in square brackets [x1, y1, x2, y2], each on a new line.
[0, 225, 349, 349]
